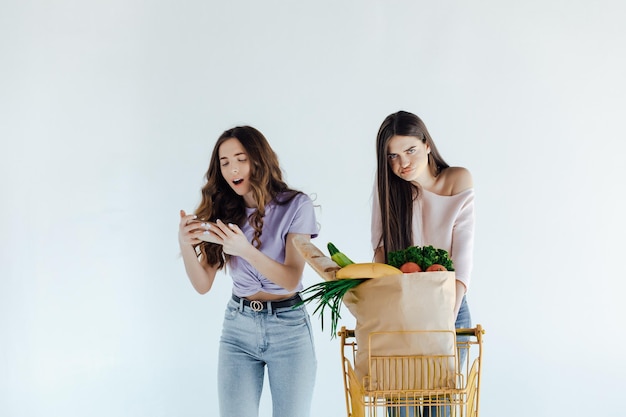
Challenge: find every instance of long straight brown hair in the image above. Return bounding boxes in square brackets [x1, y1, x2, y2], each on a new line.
[375, 111, 449, 261]
[194, 126, 300, 269]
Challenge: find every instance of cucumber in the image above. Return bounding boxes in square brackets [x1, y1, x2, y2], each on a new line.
[327, 242, 341, 256]
[327, 242, 354, 268]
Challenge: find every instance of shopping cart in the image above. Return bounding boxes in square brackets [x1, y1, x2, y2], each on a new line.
[337, 325, 484, 417]
[291, 236, 485, 417]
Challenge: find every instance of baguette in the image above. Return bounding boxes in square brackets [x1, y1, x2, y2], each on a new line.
[292, 235, 339, 281]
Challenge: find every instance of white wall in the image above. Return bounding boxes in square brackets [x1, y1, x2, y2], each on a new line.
[2, 1, 625, 416]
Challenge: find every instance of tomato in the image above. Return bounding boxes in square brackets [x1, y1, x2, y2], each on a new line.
[400, 262, 422, 273]
[426, 264, 447, 272]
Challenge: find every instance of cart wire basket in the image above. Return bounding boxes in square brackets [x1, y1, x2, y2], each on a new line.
[338, 325, 484, 417]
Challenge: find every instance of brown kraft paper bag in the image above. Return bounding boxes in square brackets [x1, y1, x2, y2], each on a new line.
[342, 271, 457, 391]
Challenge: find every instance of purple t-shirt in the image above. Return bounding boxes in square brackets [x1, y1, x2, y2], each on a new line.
[228, 192, 318, 297]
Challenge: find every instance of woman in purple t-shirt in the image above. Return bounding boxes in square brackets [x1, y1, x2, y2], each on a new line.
[178, 126, 318, 417]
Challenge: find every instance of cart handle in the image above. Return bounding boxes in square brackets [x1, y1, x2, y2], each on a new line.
[338, 324, 484, 339]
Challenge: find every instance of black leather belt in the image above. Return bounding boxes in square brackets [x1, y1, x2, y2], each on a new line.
[232, 293, 302, 312]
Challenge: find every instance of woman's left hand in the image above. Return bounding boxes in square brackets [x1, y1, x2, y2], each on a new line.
[200, 219, 252, 257]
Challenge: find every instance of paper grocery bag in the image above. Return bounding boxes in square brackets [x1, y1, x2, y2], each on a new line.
[342, 271, 457, 391]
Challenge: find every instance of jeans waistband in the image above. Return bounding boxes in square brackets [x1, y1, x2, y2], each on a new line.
[231, 293, 302, 312]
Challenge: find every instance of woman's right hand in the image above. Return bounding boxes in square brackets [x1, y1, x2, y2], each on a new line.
[178, 209, 209, 247]
[178, 209, 219, 294]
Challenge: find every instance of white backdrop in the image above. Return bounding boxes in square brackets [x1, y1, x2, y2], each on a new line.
[2, 1, 625, 416]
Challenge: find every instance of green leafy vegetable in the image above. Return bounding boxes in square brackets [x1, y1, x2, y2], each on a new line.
[387, 245, 455, 271]
[297, 278, 368, 338]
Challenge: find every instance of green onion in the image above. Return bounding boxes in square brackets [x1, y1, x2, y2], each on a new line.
[297, 279, 369, 338]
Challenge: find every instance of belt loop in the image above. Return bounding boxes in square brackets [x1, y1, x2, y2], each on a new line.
[267, 300, 273, 315]
[238, 296, 244, 312]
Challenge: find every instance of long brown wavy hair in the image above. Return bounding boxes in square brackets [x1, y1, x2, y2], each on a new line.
[375, 111, 449, 261]
[193, 126, 300, 269]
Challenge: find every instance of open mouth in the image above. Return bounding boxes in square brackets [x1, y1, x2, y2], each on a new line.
[233, 178, 244, 185]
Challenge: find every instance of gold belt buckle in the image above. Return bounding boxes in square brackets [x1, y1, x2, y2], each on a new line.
[249, 300, 264, 312]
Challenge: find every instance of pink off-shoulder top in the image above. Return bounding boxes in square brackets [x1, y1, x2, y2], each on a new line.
[371, 188, 475, 290]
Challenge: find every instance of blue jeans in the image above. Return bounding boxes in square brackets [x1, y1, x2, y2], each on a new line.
[217, 297, 317, 417]
[388, 297, 472, 417]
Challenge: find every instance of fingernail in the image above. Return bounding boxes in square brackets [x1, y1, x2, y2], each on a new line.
[193, 215, 197, 219]
[203, 231, 210, 235]
[202, 223, 209, 229]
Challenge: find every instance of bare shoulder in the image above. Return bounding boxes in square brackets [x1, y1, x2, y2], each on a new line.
[439, 166, 473, 195]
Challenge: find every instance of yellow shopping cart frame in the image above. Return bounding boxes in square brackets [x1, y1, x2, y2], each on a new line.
[338, 325, 484, 417]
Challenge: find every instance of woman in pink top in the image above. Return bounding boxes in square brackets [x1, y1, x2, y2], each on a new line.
[371, 111, 474, 417]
